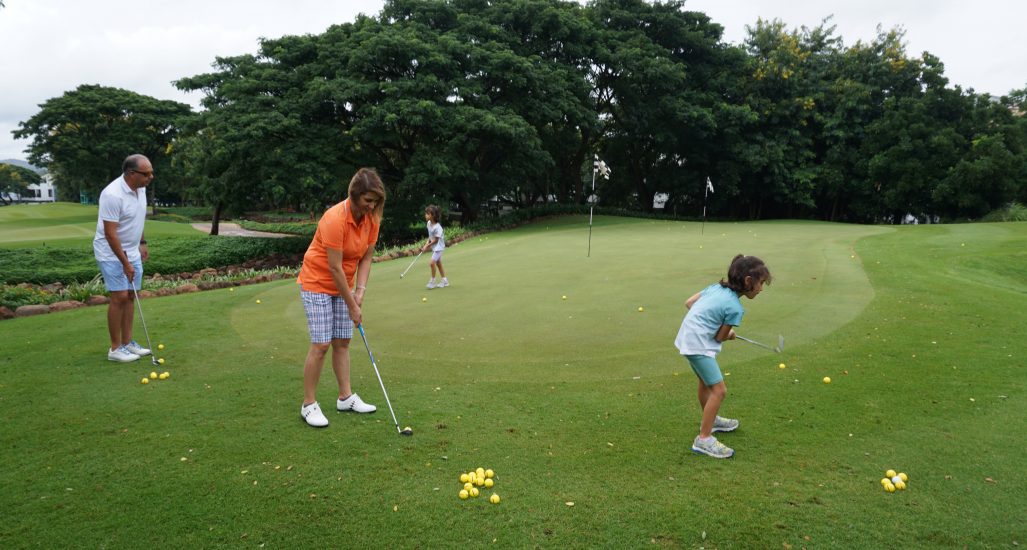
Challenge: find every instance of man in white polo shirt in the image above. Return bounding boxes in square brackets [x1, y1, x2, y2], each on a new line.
[94, 154, 155, 362]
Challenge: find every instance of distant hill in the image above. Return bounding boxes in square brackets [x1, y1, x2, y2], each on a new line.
[0, 159, 44, 173]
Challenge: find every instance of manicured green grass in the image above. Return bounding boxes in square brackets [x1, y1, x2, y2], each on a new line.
[0, 203, 200, 249]
[1, 216, 1024, 548]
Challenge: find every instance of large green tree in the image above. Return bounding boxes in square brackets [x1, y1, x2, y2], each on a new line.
[13, 85, 193, 202]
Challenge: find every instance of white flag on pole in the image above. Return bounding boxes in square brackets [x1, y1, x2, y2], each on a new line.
[706, 177, 714, 194]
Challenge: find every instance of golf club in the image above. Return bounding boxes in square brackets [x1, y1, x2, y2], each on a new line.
[131, 287, 160, 366]
[356, 324, 413, 436]
[399, 249, 424, 279]
[736, 334, 785, 353]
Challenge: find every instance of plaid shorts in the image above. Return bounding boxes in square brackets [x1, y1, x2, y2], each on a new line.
[300, 290, 353, 343]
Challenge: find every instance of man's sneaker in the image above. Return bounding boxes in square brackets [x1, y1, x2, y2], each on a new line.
[437, 278, 449, 288]
[712, 415, 739, 433]
[108, 346, 140, 363]
[124, 340, 152, 356]
[337, 393, 376, 413]
[300, 402, 329, 428]
[692, 435, 734, 458]
[426, 279, 436, 289]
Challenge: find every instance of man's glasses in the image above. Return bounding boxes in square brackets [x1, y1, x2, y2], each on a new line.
[131, 169, 155, 177]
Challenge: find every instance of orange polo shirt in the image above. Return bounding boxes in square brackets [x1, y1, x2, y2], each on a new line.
[297, 199, 380, 295]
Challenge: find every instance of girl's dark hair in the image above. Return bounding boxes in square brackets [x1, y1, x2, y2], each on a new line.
[720, 254, 772, 293]
[425, 204, 441, 223]
[347, 168, 386, 221]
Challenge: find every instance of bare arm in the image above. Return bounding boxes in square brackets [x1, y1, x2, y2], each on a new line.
[715, 325, 736, 343]
[422, 236, 438, 252]
[327, 247, 361, 326]
[352, 240, 375, 309]
[685, 291, 702, 309]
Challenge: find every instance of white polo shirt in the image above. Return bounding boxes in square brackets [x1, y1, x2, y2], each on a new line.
[93, 175, 147, 262]
[427, 221, 445, 252]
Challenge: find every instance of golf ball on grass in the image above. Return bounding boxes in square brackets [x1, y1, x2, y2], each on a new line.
[470, 487, 479, 498]
[460, 473, 470, 483]
[489, 494, 501, 504]
[158, 344, 165, 350]
[484, 478, 494, 488]
[141, 378, 149, 385]
[823, 377, 831, 384]
[778, 363, 786, 369]
[894, 480, 907, 490]
[422, 297, 427, 303]
[255, 299, 261, 304]
[562, 295, 567, 300]
[485, 469, 494, 479]
[637, 306, 644, 312]
[150, 372, 158, 379]
[891, 475, 902, 485]
[159, 372, 169, 380]
[884, 482, 895, 493]
[886, 469, 897, 478]
[158, 358, 165, 365]
[459, 490, 469, 500]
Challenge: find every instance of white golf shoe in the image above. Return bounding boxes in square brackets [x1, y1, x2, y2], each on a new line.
[124, 340, 152, 356]
[107, 346, 139, 363]
[691, 435, 734, 458]
[300, 402, 329, 428]
[426, 278, 436, 289]
[337, 393, 376, 413]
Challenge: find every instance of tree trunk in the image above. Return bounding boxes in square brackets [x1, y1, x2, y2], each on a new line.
[210, 202, 223, 236]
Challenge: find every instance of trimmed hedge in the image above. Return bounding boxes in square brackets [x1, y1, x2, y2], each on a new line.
[0, 236, 310, 285]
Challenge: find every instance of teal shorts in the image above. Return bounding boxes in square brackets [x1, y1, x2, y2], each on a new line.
[685, 354, 723, 386]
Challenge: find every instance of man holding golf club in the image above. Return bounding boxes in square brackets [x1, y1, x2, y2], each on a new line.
[94, 154, 154, 363]
[296, 168, 386, 428]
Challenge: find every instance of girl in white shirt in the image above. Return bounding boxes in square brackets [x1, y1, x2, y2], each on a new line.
[422, 205, 448, 289]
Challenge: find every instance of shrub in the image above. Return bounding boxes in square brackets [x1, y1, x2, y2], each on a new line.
[981, 202, 1027, 222]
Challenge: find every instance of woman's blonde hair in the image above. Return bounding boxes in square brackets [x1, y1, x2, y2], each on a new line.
[347, 168, 386, 221]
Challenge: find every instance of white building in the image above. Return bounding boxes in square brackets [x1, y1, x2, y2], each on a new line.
[16, 173, 56, 202]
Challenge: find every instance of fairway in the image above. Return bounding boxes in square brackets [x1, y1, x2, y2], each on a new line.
[1, 216, 1024, 548]
[0, 203, 199, 249]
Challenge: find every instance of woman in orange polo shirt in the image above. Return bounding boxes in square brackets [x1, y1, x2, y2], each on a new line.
[297, 168, 386, 428]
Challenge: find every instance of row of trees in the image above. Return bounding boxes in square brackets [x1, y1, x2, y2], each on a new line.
[14, 0, 1027, 227]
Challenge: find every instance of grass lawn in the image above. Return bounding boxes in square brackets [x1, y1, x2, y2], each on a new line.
[1, 215, 1024, 548]
[0, 203, 200, 249]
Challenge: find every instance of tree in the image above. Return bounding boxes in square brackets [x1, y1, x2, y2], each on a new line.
[0, 163, 41, 205]
[13, 85, 193, 202]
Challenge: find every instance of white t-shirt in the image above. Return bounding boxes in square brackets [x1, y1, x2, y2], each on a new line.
[427, 221, 445, 252]
[93, 175, 147, 262]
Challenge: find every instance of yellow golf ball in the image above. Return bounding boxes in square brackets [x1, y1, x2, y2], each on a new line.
[778, 363, 786, 369]
[562, 295, 567, 300]
[158, 358, 165, 365]
[422, 297, 427, 302]
[484, 478, 494, 488]
[463, 482, 473, 491]
[162, 371, 170, 379]
[823, 376, 831, 384]
[884, 482, 896, 493]
[469, 487, 479, 498]
[898, 472, 908, 482]
[474, 476, 485, 487]
[150, 372, 158, 379]
[489, 494, 501, 504]
[255, 299, 261, 304]
[894, 480, 907, 490]
[158, 344, 165, 350]
[159, 373, 168, 380]
[459, 490, 469, 500]
[885, 469, 897, 478]
[476, 467, 485, 476]
[880, 478, 890, 486]
[141, 378, 149, 385]
[638, 306, 644, 312]
[459, 473, 470, 483]
[228, 288, 234, 292]
[485, 469, 494, 479]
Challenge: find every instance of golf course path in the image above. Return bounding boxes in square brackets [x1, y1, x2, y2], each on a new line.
[190, 222, 290, 238]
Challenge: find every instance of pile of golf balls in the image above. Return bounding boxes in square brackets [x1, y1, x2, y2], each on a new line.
[141, 371, 171, 385]
[880, 469, 909, 493]
[457, 467, 500, 504]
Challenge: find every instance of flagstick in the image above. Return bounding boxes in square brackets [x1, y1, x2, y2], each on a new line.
[587, 165, 596, 257]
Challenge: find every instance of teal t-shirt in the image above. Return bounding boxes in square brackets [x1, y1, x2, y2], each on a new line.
[674, 283, 744, 357]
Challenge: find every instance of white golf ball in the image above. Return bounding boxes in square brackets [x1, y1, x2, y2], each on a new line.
[891, 475, 902, 485]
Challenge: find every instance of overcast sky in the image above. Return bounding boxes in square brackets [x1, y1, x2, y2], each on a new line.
[2, 0, 1024, 161]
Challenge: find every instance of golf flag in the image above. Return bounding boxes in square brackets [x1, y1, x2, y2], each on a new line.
[706, 177, 714, 194]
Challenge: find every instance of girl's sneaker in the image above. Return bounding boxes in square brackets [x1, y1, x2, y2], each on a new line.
[426, 278, 436, 289]
[437, 278, 449, 288]
[691, 435, 734, 458]
[712, 415, 739, 432]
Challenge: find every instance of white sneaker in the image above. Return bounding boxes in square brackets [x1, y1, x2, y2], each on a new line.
[426, 279, 436, 289]
[300, 402, 329, 428]
[108, 346, 139, 363]
[124, 340, 152, 356]
[337, 393, 377, 413]
[437, 278, 449, 288]
[692, 435, 734, 458]
[711, 415, 739, 433]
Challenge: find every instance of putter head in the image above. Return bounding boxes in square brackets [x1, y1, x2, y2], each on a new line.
[775, 335, 785, 353]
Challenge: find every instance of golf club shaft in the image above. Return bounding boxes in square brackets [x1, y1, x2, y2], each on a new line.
[400, 250, 424, 278]
[736, 335, 777, 352]
[132, 287, 159, 365]
[356, 324, 403, 433]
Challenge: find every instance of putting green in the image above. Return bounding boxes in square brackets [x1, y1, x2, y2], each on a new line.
[230, 216, 891, 383]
